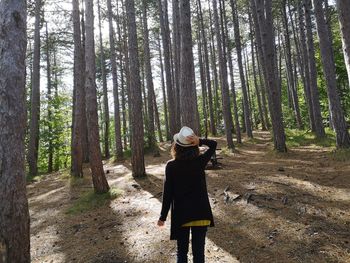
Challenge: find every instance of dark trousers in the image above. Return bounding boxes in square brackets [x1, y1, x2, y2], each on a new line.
[176, 226, 207, 263]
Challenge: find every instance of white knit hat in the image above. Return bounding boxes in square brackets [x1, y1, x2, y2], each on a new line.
[173, 126, 195, 147]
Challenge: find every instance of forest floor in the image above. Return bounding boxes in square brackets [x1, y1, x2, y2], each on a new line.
[28, 131, 350, 263]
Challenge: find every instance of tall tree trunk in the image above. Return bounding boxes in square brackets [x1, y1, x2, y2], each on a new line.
[336, 0, 350, 88]
[281, 0, 303, 129]
[304, 0, 326, 137]
[158, 0, 176, 137]
[297, 1, 315, 131]
[153, 91, 163, 142]
[85, 0, 110, 192]
[107, 0, 123, 160]
[312, 0, 350, 148]
[45, 23, 54, 173]
[142, 0, 158, 153]
[172, 0, 181, 130]
[126, 0, 146, 176]
[179, 0, 199, 133]
[208, 1, 221, 131]
[115, 9, 128, 150]
[158, 36, 170, 140]
[28, 0, 41, 176]
[71, 0, 84, 177]
[212, 0, 234, 149]
[230, 0, 253, 138]
[197, 30, 208, 137]
[249, 11, 266, 131]
[250, 0, 270, 129]
[197, 0, 216, 136]
[254, 0, 287, 152]
[0, 0, 30, 261]
[97, 0, 110, 159]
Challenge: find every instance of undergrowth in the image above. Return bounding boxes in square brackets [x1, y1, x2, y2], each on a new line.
[66, 187, 123, 215]
[285, 128, 336, 148]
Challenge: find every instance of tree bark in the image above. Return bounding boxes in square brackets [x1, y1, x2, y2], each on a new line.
[85, 0, 110, 192]
[97, 0, 110, 159]
[254, 0, 287, 152]
[71, 0, 85, 177]
[230, 0, 253, 138]
[126, 0, 146, 176]
[304, 0, 326, 137]
[28, 0, 41, 177]
[212, 0, 234, 149]
[45, 23, 54, 173]
[158, 36, 170, 140]
[107, 0, 123, 160]
[312, 0, 350, 148]
[142, 0, 158, 153]
[197, 0, 216, 136]
[0, 0, 30, 261]
[281, 0, 303, 129]
[158, 0, 176, 137]
[336, 0, 350, 88]
[179, 0, 200, 134]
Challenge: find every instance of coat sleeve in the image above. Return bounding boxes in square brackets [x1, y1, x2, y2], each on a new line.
[198, 139, 217, 167]
[159, 163, 173, 221]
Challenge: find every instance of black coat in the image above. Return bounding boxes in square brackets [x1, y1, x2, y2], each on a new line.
[159, 139, 217, 240]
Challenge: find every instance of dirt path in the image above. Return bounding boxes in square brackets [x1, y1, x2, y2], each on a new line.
[29, 132, 350, 263]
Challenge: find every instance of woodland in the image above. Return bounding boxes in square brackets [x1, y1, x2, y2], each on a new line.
[0, 0, 350, 262]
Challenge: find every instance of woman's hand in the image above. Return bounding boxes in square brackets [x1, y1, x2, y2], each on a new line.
[187, 135, 199, 146]
[157, 220, 165, 227]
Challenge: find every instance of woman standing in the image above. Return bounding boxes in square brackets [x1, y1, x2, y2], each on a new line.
[157, 126, 217, 263]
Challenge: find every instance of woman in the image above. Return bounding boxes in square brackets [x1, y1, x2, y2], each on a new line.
[157, 126, 217, 263]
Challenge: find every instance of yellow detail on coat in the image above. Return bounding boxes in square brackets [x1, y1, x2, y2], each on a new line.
[182, 220, 211, 227]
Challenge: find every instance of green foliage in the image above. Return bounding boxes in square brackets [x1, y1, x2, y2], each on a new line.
[37, 91, 72, 173]
[66, 187, 123, 215]
[285, 128, 336, 148]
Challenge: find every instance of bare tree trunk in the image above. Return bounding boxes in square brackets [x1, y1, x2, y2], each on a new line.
[197, 30, 208, 137]
[197, 0, 216, 136]
[208, 1, 221, 131]
[158, 36, 170, 140]
[212, 0, 234, 149]
[336, 0, 350, 88]
[254, 0, 287, 152]
[126, 0, 146, 176]
[158, 0, 176, 137]
[0, 0, 30, 261]
[249, 11, 266, 131]
[45, 23, 54, 173]
[179, 0, 199, 133]
[304, 0, 326, 137]
[230, 0, 253, 138]
[85, 0, 110, 192]
[97, 0, 110, 159]
[153, 91, 163, 142]
[107, 0, 123, 160]
[80, 0, 89, 163]
[28, 0, 41, 177]
[172, 0, 181, 130]
[142, 0, 158, 154]
[71, 0, 85, 177]
[281, 0, 303, 129]
[312, 0, 350, 148]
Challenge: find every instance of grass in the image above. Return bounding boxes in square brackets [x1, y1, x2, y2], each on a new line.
[330, 148, 350, 162]
[285, 128, 336, 148]
[66, 187, 123, 215]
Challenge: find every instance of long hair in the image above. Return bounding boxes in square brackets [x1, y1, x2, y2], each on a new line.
[171, 143, 199, 161]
